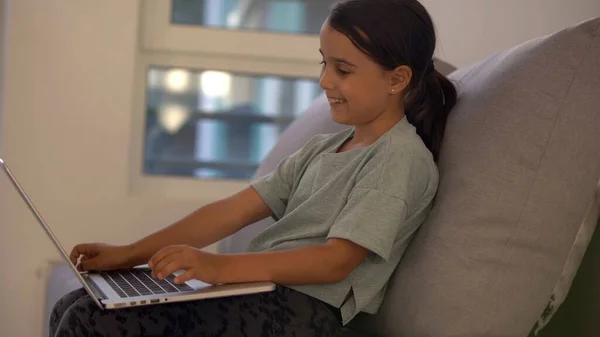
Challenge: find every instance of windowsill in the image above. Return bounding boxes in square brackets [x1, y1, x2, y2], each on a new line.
[128, 173, 250, 203]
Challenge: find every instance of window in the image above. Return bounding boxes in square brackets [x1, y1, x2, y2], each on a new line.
[132, 0, 335, 198]
[171, 0, 331, 35]
[144, 67, 321, 180]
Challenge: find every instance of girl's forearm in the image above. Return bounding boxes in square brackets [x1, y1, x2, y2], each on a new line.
[215, 245, 352, 285]
[128, 187, 271, 267]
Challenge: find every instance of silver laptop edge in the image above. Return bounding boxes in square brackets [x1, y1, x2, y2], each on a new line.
[0, 157, 104, 309]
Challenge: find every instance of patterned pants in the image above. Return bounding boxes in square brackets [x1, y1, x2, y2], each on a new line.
[49, 285, 342, 337]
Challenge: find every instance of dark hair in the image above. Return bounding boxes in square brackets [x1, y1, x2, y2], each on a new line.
[328, 0, 457, 162]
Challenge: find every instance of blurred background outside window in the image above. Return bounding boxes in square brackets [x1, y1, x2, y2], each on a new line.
[143, 0, 333, 181]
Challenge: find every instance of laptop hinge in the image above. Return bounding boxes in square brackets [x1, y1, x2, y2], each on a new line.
[84, 274, 108, 300]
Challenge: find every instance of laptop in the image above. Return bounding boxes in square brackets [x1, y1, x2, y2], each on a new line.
[0, 157, 275, 310]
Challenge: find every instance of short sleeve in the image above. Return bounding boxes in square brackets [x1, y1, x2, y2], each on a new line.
[327, 187, 408, 262]
[251, 154, 297, 220]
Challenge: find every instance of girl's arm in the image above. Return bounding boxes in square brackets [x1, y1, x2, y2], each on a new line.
[149, 238, 371, 285]
[127, 186, 272, 266]
[217, 238, 370, 285]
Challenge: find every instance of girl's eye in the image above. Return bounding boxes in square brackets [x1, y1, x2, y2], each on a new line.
[337, 69, 350, 76]
[320, 61, 349, 76]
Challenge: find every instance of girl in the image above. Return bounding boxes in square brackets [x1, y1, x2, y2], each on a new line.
[50, 0, 457, 336]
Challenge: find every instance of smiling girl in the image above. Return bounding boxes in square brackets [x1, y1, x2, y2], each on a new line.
[50, 0, 457, 336]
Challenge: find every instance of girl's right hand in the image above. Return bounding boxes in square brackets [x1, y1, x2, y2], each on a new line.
[69, 243, 136, 272]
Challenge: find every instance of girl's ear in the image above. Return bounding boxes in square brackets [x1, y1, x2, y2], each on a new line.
[389, 65, 412, 94]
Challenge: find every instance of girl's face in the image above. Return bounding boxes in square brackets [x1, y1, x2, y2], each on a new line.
[319, 22, 404, 126]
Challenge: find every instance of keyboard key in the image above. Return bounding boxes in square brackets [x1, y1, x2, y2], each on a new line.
[132, 270, 166, 294]
[112, 273, 141, 297]
[121, 271, 152, 296]
[101, 273, 126, 298]
[140, 269, 180, 293]
[101, 268, 194, 298]
[166, 275, 192, 291]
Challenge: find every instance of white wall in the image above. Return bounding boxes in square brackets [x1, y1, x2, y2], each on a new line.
[426, 0, 600, 67]
[0, 1, 598, 336]
[0, 0, 5, 152]
[0, 2, 216, 336]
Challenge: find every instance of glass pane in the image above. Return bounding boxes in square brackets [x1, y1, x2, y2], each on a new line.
[144, 67, 322, 180]
[171, 0, 335, 35]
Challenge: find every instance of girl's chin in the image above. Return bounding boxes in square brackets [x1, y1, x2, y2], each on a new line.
[330, 109, 354, 125]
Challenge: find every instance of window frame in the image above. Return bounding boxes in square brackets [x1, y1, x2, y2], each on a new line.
[141, 0, 321, 62]
[131, 1, 331, 201]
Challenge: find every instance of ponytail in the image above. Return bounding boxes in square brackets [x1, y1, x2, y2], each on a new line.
[404, 69, 457, 162]
[327, 0, 457, 161]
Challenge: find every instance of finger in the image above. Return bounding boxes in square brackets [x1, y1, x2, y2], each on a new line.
[174, 270, 195, 284]
[153, 252, 182, 279]
[69, 244, 96, 265]
[150, 250, 180, 278]
[157, 259, 184, 280]
[70, 245, 84, 265]
[73, 255, 85, 271]
[80, 258, 101, 272]
[148, 246, 181, 270]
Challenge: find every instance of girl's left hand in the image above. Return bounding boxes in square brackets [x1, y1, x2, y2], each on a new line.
[147, 245, 222, 285]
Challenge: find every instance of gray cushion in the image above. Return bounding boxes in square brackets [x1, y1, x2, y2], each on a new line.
[529, 180, 600, 335]
[219, 16, 600, 337]
[368, 17, 600, 336]
[534, 216, 600, 337]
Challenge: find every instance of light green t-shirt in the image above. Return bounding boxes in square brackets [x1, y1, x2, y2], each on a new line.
[247, 117, 439, 325]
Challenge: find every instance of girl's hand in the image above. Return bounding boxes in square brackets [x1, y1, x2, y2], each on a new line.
[70, 243, 137, 272]
[147, 245, 222, 285]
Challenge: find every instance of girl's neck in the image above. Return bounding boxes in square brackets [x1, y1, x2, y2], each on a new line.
[350, 110, 406, 147]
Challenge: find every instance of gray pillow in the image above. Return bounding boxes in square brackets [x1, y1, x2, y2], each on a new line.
[219, 16, 600, 337]
[366, 17, 600, 336]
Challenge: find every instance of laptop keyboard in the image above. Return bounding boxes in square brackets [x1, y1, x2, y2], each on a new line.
[100, 269, 192, 298]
